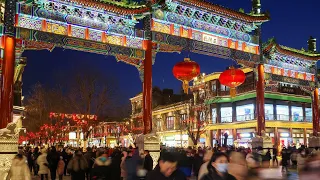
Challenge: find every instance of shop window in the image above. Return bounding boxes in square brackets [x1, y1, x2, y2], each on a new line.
[265, 104, 274, 120]
[291, 106, 303, 122]
[236, 104, 254, 121]
[166, 116, 174, 130]
[212, 108, 217, 124]
[221, 85, 226, 91]
[180, 114, 187, 125]
[211, 82, 217, 92]
[306, 108, 312, 122]
[221, 107, 232, 123]
[276, 105, 289, 121]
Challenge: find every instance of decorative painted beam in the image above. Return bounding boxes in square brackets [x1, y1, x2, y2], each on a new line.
[16, 28, 145, 65]
[152, 31, 259, 62]
[264, 73, 315, 87]
[19, 3, 138, 37]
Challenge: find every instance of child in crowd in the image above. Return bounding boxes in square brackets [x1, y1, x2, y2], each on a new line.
[57, 156, 65, 180]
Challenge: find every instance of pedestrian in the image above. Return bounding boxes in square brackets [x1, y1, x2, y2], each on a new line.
[67, 150, 88, 180]
[143, 150, 153, 172]
[272, 146, 278, 166]
[91, 151, 112, 180]
[84, 147, 96, 180]
[120, 150, 128, 180]
[26, 148, 34, 173]
[47, 146, 60, 180]
[281, 147, 289, 172]
[228, 152, 247, 180]
[200, 152, 236, 180]
[37, 148, 49, 180]
[145, 152, 186, 180]
[290, 150, 298, 168]
[198, 150, 213, 180]
[33, 147, 41, 176]
[6, 154, 31, 180]
[125, 148, 142, 180]
[57, 156, 65, 180]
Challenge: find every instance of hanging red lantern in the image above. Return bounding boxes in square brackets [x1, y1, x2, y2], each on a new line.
[219, 66, 246, 97]
[173, 58, 200, 93]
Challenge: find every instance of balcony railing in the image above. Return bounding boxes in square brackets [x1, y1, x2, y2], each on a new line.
[236, 84, 255, 94]
[306, 116, 312, 122]
[236, 114, 255, 121]
[276, 114, 290, 121]
[221, 116, 232, 123]
[265, 114, 274, 120]
[291, 116, 304, 122]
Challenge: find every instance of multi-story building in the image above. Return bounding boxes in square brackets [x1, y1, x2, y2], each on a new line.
[92, 121, 130, 147]
[191, 38, 319, 148]
[130, 38, 320, 148]
[130, 87, 192, 135]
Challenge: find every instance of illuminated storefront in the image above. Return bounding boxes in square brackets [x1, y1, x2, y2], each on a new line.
[161, 134, 189, 147]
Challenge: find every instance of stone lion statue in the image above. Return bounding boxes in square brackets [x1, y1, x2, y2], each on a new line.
[0, 117, 22, 138]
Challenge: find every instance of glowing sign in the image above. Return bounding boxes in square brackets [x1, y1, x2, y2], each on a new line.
[202, 34, 218, 45]
[69, 132, 76, 140]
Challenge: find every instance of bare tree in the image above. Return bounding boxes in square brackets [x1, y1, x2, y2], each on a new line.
[181, 101, 210, 146]
[24, 83, 68, 132]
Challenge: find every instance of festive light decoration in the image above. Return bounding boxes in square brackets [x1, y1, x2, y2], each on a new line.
[219, 66, 246, 97]
[173, 58, 200, 93]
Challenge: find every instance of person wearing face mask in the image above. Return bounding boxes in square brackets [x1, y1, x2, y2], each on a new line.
[200, 152, 236, 180]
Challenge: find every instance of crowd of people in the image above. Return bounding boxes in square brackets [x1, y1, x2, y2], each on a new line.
[5, 145, 320, 180]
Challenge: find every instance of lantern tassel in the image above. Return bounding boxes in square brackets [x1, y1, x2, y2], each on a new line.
[182, 80, 189, 94]
[230, 88, 236, 97]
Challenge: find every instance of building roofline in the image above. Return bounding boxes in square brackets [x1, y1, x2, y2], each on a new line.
[263, 38, 320, 61]
[175, 0, 269, 23]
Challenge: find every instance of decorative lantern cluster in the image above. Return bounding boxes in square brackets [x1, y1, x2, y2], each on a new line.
[173, 58, 200, 94]
[219, 66, 246, 97]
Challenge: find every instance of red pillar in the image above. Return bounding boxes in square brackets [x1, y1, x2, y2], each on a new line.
[256, 64, 265, 136]
[143, 40, 152, 134]
[0, 36, 16, 128]
[313, 88, 319, 136]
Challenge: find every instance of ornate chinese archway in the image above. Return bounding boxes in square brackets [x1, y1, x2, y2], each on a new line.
[0, 0, 269, 136]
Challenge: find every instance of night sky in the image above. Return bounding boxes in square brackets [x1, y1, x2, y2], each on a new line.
[22, 0, 320, 105]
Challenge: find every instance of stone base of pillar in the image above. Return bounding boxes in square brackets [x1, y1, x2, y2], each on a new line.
[135, 133, 160, 169]
[308, 136, 320, 148]
[0, 120, 21, 179]
[249, 133, 273, 150]
[144, 133, 160, 169]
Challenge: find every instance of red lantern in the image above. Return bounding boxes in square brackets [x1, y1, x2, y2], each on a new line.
[173, 58, 200, 93]
[219, 66, 245, 97]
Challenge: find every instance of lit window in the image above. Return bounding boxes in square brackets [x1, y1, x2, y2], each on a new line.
[221, 107, 232, 123]
[166, 116, 174, 130]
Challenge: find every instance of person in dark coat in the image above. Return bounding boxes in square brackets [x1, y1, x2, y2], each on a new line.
[143, 150, 153, 172]
[125, 148, 142, 180]
[200, 152, 236, 180]
[27, 148, 34, 173]
[84, 147, 96, 180]
[146, 152, 186, 180]
[60, 148, 68, 176]
[193, 151, 204, 178]
[47, 146, 60, 180]
[33, 147, 41, 176]
[67, 150, 88, 180]
[91, 151, 113, 180]
[110, 149, 122, 180]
